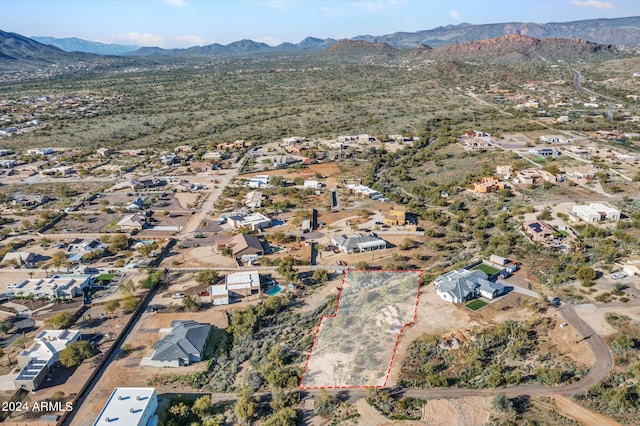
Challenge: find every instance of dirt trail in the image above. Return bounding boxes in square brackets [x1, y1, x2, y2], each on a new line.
[552, 395, 621, 426]
[354, 399, 394, 426]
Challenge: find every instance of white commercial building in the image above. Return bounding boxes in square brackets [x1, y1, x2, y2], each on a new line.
[93, 387, 158, 426]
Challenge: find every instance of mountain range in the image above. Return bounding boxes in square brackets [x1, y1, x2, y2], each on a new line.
[22, 16, 640, 57]
[0, 16, 638, 70]
[31, 36, 140, 55]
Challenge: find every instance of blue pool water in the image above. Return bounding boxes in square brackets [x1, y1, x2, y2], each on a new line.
[265, 285, 284, 296]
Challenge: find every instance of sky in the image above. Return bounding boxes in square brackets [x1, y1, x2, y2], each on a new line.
[1, 0, 639, 48]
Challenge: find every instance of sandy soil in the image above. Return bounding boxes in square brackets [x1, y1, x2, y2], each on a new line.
[243, 163, 343, 188]
[296, 278, 343, 314]
[386, 285, 481, 386]
[173, 192, 200, 209]
[552, 395, 621, 426]
[545, 317, 594, 366]
[423, 396, 492, 426]
[302, 272, 421, 388]
[574, 303, 640, 337]
[179, 245, 238, 268]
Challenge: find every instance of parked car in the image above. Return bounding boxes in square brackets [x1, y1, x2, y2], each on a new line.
[171, 293, 186, 299]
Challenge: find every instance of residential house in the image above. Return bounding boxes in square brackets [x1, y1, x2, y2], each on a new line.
[346, 184, 383, 200]
[459, 131, 495, 151]
[433, 269, 504, 303]
[572, 203, 620, 223]
[227, 213, 272, 231]
[9, 274, 93, 300]
[540, 135, 569, 144]
[214, 233, 264, 258]
[14, 329, 81, 391]
[66, 239, 108, 263]
[528, 148, 560, 157]
[210, 271, 261, 304]
[515, 170, 541, 185]
[159, 154, 177, 165]
[471, 177, 508, 193]
[171, 181, 192, 193]
[571, 166, 598, 180]
[281, 136, 306, 147]
[0, 159, 17, 168]
[40, 165, 75, 176]
[382, 206, 408, 226]
[2, 251, 36, 266]
[272, 155, 300, 167]
[243, 191, 263, 209]
[117, 213, 147, 232]
[96, 147, 114, 157]
[26, 147, 53, 156]
[303, 180, 321, 189]
[331, 233, 387, 254]
[141, 320, 211, 367]
[388, 134, 413, 143]
[247, 175, 270, 188]
[12, 194, 49, 209]
[565, 146, 592, 160]
[129, 177, 166, 191]
[524, 221, 557, 243]
[202, 151, 224, 161]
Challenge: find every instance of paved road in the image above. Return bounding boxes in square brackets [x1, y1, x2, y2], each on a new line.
[205, 301, 617, 406]
[571, 68, 614, 101]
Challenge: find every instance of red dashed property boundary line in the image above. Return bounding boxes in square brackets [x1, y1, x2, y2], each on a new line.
[298, 268, 423, 390]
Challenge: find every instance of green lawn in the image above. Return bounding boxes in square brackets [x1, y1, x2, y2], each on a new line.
[466, 299, 488, 311]
[473, 264, 500, 275]
[96, 273, 115, 282]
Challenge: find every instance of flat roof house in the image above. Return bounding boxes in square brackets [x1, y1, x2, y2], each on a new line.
[228, 213, 272, 231]
[93, 387, 158, 426]
[573, 203, 620, 223]
[141, 320, 211, 368]
[14, 329, 81, 391]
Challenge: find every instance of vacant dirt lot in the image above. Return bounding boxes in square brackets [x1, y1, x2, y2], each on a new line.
[423, 396, 492, 426]
[301, 271, 421, 388]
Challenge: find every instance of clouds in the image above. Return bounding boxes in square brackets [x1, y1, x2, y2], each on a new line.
[161, 0, 188, 7]
[571, 0, 614, 9]
[111, 32, 166, 47]
[450, 10, 462, 21]
[108, 32, 205, 48]
[255, 36, 284, 46]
